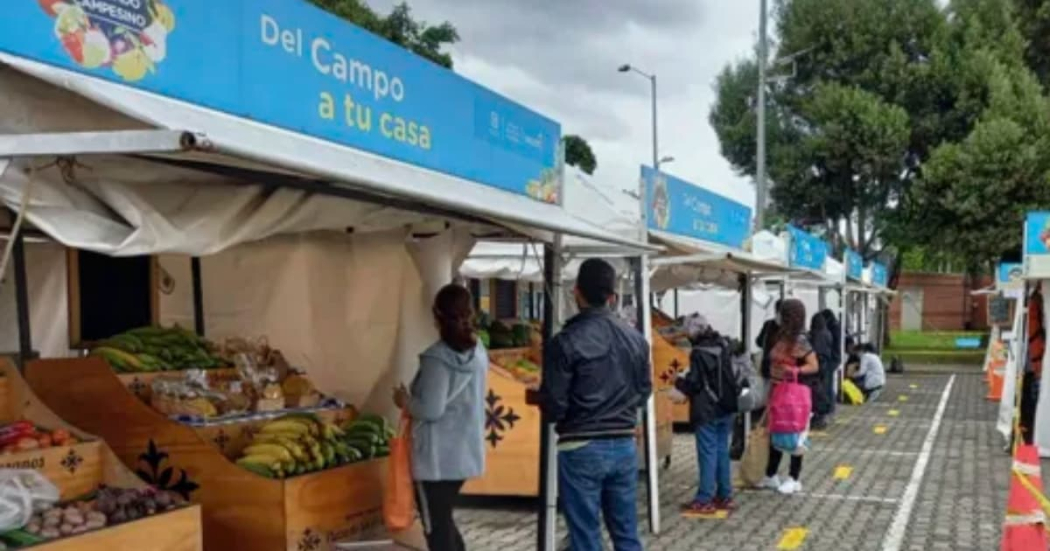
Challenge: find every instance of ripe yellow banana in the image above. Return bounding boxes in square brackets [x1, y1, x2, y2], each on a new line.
[243, 444, 294, 464]
[260, 420, 310, 436]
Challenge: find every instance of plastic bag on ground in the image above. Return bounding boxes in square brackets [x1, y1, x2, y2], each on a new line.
[0, 469, 60, 531]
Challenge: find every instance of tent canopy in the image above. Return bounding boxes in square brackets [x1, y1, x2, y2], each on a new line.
[0, 55, 652, 257]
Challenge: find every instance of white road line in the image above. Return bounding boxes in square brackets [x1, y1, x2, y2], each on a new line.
[881, 375, 955, 551]
[800, 492, 899, 504]
[814, 449, 920, 457]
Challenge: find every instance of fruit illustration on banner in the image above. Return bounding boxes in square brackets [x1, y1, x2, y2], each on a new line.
[42, 0, 176, 82]
[651, 174, 670, 230]
[1041, 219, 1050, 250]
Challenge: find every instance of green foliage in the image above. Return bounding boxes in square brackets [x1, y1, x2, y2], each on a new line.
[308, 0, 458, 68]
[711, 0, 1050, 269]
[562, 135, 598, 175]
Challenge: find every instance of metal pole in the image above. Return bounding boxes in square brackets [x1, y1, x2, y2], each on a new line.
[529, 282, 536, 320]
[673, 288, 680, 318]
[12, 228, 31, 369]
[538, 240, 563, 551]
[191, 257, 205, 337]
[651, 75, 659, 174]
[740, 274, 753, 448]
[755, 0, 769, 231]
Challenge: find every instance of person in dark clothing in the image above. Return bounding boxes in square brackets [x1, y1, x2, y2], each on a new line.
[808, 313, 834, 429]
[535, 258, 651, 551]
[675, 318, 736, 516]
[757, 300, 783, 380]
[820, 309, 842, 413]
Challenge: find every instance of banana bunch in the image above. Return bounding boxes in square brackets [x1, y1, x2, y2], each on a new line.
[91, 326, 228, 372]
[341, 414, 395, 461]
[236, 413, 359, 479]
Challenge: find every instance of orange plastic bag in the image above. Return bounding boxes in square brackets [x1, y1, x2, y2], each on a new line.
[383, 410, 415, 532]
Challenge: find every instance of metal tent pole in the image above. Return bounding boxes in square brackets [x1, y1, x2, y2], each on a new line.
[633, 255, 660, 535]
[12, 227, 31, 369]
[191, 257, 205, 337]
[538, 238, 564, 551]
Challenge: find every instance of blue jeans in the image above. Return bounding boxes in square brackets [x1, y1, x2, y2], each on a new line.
[558, 438, 641, 551]
[695, 415, 733, 503]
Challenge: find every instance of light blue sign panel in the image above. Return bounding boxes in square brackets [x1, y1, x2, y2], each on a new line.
[871, 262, 889, 288]
[642, 166, 752, 249]
[0, 0, 560, 202]
[845, 249, 863, 281]
[998, 262, 1023, 284]
[786, 225, 827, 271]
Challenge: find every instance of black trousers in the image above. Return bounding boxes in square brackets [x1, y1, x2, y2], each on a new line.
[417, 480, 466, 551]
[766, 448, 803, 480]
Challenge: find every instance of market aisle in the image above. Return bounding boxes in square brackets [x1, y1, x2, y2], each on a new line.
[458, 368, 1015, 550]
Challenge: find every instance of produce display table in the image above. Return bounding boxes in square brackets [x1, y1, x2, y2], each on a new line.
[0, 360, 202, 551]
[26, 358, 383, 551]
[463, 344, 674, 497]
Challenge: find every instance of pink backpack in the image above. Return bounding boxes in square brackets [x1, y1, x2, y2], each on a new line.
[768, 369, 811, 433]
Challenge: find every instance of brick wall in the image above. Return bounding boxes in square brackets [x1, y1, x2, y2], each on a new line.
[888, 272, 993, 331]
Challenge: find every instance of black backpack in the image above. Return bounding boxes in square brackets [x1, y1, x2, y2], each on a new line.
[693, 336, 741, 415]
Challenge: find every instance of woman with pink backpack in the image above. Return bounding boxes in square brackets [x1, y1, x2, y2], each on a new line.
[759, 299, 820, 495]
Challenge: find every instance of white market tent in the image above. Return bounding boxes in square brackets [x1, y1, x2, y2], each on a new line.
[0, 9, 658, 548]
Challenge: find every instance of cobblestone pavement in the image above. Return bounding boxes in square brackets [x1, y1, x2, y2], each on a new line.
[457, 369, 1018, 550]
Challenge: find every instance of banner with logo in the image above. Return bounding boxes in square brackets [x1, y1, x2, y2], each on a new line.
[786, 225, 827, 271]
[871, 262, 888, 288]
[642, 166, 751, 249]
[845, 249, 863, 281]
[0, 0, 561, 203]
[1025, 212, 1050, 279]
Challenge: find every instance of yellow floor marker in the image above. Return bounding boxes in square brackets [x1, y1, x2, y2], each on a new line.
[888, 409, 900, 417]
[681, 509, 729, 520]
[909, 384, 918, 389]
[778, 527, 809, 550]
[898, 395, 909, 402]
[834, 465, 853, 480]
[873, 425, 888, 435]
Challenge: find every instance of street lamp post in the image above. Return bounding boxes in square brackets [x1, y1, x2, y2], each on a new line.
[756, 0, 769, 232]
[618, 62, 661, 537]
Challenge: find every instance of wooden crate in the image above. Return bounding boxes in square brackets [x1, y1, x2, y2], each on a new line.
[0, 360, 203, 551]
[27, 357, 381, 551]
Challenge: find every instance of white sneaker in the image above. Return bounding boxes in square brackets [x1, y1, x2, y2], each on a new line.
[758, 475, 781, 490]
[778, 478, 802, 495]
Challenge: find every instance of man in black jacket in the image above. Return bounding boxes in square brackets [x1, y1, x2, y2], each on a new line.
[536, 259, 651, 551]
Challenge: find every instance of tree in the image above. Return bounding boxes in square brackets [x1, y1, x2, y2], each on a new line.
[710, 0, 1050, 272]
[309, 0, 459, 68]
[1012, 0, 1050, 86]
[562, 135, 598, 175]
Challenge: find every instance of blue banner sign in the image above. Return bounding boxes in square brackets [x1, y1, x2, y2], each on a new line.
[0, 0, 561, 203]
[998, 262, 1023, 285]
[845, 249, 863, 281]
[1025, 212, 1050, 278]
[642, 166, 752, 249]
[871, 262, 889, 288]
[786, 225, 827, 271]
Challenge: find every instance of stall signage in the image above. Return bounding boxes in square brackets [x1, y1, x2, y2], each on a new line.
[871, 262, 889, 288]
[998, 262, 1024, 294]
[786, 225, 827, 271]
[0, 0, 561, 203]
[1024, 212, 1050, 278]
[642, 165, 752, 249]
[845, 248, 863, 281]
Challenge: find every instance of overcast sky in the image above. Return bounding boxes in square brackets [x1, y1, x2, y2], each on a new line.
[369, 0, 760, 216]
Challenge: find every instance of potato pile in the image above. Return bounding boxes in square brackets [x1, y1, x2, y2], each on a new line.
[23, 486, 185, 541]
[25, 502, 106, 540]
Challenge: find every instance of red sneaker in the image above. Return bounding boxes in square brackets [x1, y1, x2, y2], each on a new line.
[713, 497, 737, 511]
[682, 501, 719, 517]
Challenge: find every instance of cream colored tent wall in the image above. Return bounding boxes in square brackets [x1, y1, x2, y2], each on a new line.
[158, 228, 473, 418]
[0, 242, 71, 359]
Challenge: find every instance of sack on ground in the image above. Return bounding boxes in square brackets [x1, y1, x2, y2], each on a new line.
[383, 410, 415, 532]
[740, 421, 770, 487]
[768, 374, 812, 433]
[842, 379, 865, 405]
[771, 430, 811, 455]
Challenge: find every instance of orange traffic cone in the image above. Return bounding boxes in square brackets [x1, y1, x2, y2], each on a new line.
[1001, 444, 1048, 551]
[987, 367, 1005, 401]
